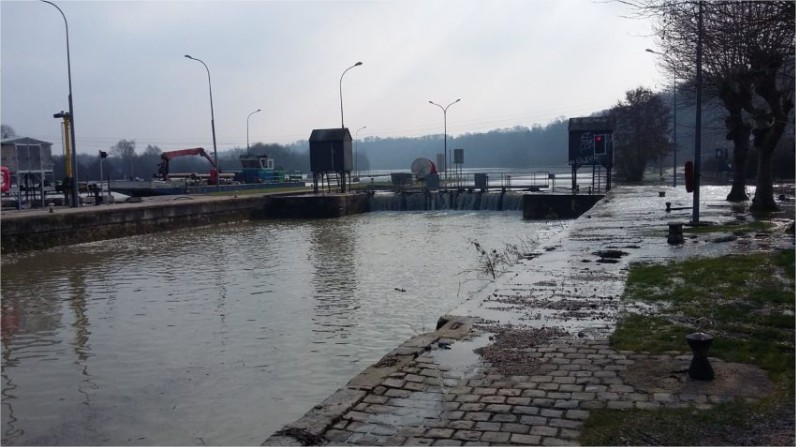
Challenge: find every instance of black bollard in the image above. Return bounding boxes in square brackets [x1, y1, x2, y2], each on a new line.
[686, 332, 715, 380]
[667, 222, 684, 245]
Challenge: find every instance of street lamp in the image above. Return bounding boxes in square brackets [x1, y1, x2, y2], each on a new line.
[429, 99, 461, 180]
[247, 108, 261, 152]
[184, 54, 219, 191]
[355, 126, 366, 178]
[340, 61, 363, 128]
[41, 0, 79, 207]
[646, 48, 678, 187]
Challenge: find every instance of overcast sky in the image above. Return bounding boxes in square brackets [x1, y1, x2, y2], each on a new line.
[1, 0, 664, 154]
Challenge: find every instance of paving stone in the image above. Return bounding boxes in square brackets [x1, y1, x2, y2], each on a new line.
[448, 420, 475, 430]
[485, 404, 512, 413]
[324, 429, 351, 443]
[549, 370, 570, 377]
[553, 400, 579, 410]
[426, 428, 455, 438]
[609, 384, 634, 393]
[498, 388, 523, 397]
[473, 387, 498, 395]
[425, 377, 443, 386]
[365, 395, 391, 405]
[515, 382, 539, 390]
[507, 397, 532, 406]
[333, 419, 349, 430]
[512, 406, 540, 415]
[552, 376, 576, 384]
[456, 394, 481, 403]
[520, 414, 548, 427]
[548, 418, 582, 429]
[432, 440, 463, 446]
[522, 389, 547, 398]
[348, 433, 381, 445]
[530, 426, 558, 437]
[344, 411, 371, 422]
[529, 375, 553, 383]
[444, 411, 465, 420]
[474, 421, 502, 432]
[559, 428, 580, 440]
[374, 386, 388, 395]
[480, 395, 507, 404]
[420, 368, 441, 378]
[531, 398, 555, 408]
[463, 412, 491, 421]
[558, 384, 584, 393]
[459, 403, 486, 412]
[368, 404, 399, 414]
[538, 383, 560, 391]
[571, 392, 596, 401]
[491, 413, 518, 423]
[596, 392, 619, 400]
[481, 431, 511, 443]
[452, 430, 484, 442]
[546, 392, 571, 400]
[539, 409, 563, 418]
[510, 433, 542, 445]
[405, 382, 427, 392]
[502, 423, 532, 434]
[406, 437, 434, 445]
[443, 402, 461, 411]
[385, 389, 412, 398]
[450, 386, 473, 395]
[383, 437, 408, 446]
[564, 409, 590, 420]
[593, 371, 616, 378]
[354, 402, 370, 412]
[384, 378, 407, 389]
[397, 427, 427, 437]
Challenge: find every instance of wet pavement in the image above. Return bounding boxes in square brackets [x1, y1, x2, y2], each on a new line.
[263, 184, 795, 446]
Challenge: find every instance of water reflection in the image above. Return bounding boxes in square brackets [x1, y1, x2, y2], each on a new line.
[309, 221, 359, 344]
[1, 212, 550, 445]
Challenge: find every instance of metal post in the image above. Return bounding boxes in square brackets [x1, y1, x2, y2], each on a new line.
[692, 1, 703, 224]
[99, 151, 103, 203]
[340, 62, 363, 128]
[429, 99, 461, 181]
[355, 126, 366, 179]
[185, 55, 219, 192]
[41, 0, 79, 207]
[247, 108, 261, 153]
[673, 78, 678, 187]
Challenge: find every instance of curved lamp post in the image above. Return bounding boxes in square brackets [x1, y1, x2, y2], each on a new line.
[355, 125, 366, 178]
[247, 108, 261, 152]
[41, 0, 79, 207]
[429, 99, 461, 180]
[184, 54, 219, 191]
[340, 62, 363, 128]
[646, 48, 677, 187]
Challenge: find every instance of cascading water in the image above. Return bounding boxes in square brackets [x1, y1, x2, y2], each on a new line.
[368, 191, 524, 211]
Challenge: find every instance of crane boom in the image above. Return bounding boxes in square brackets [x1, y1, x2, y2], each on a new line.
[157, 147, 218, 183]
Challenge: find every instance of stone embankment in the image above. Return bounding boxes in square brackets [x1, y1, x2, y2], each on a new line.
[264, 184, 794, 446]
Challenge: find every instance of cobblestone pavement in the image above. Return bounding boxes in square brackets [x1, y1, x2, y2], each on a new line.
[263, 185, 793, 446]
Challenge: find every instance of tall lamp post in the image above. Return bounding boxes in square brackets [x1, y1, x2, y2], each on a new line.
[340, 62, 363, 128]
[646, 48, 678, 187]
[41, 0, 79, 207]
[429, 99, 461, 180]
[185, 54, 220, 192]
[355, 126, 366, 178]
[247, 108, 261, 152]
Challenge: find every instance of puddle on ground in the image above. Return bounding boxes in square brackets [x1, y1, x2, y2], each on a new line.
[431, 333, 491, 379]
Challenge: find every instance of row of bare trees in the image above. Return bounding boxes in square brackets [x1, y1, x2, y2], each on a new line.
[625, 0, 794, 211]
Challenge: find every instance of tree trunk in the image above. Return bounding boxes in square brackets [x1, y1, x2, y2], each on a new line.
[719, 84, 751, 202]
[751, 147, 779, 212]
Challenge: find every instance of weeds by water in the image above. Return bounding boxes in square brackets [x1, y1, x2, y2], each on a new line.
[468, 237, 538, 279]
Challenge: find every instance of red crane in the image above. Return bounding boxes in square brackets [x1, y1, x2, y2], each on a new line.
[157, 148, 218, 184]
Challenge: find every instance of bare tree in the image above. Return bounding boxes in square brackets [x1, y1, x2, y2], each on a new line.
[1, 124, 16, 138]
[626, 1, 794, 210]
[110, 139, 136, 179]
[610, 87, 672, 182]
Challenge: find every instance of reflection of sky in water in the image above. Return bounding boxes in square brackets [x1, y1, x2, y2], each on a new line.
[1, 211, 560, 445]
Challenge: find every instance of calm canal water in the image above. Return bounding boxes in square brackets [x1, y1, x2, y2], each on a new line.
[1, 210, 563, 445]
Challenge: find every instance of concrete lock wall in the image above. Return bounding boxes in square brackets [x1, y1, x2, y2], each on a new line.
[522, 194, 604, 220]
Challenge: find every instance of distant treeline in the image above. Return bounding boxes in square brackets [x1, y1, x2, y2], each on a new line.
[37, 94, 795, 181]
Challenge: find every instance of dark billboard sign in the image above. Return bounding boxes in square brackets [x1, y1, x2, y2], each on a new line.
[568, 117, 615, 168]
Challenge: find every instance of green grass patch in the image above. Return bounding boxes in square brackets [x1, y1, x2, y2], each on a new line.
[586, 248, 796, 445]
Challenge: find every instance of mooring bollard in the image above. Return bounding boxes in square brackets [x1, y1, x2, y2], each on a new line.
[659, 191, 666, 197]
[667, 222, 684, 244]
[686, 332, 715, 380]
